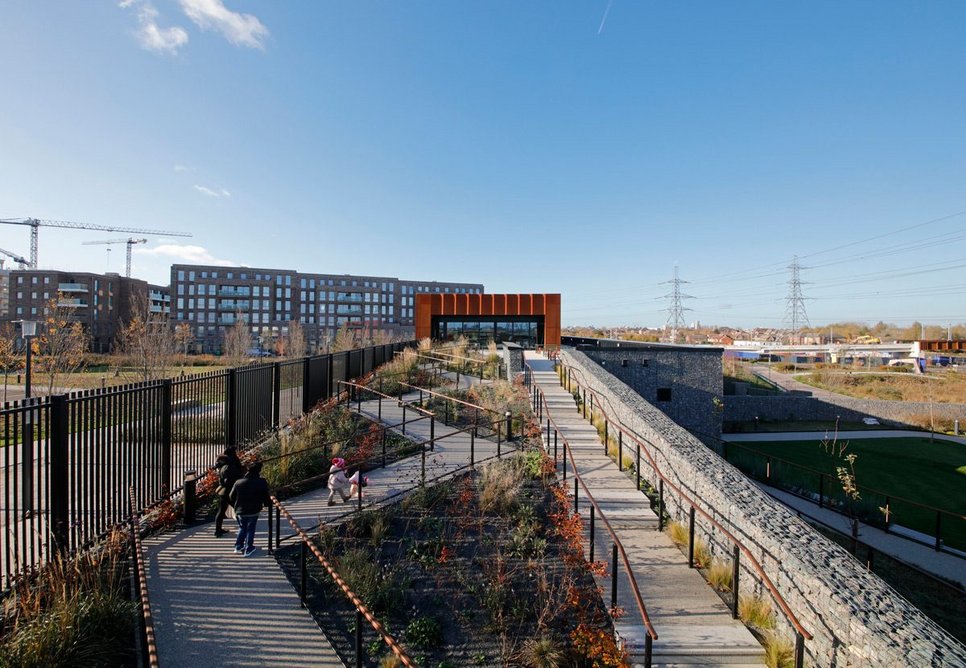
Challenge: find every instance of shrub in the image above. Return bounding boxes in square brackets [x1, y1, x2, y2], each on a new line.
[519, 635, 566, 667]
[405, 615, 442, 649]
[379, 655, 403, 668]
[738, 594, 775, 630]
[705, 559, 733, 591]
[479, 458, 525, 516]
[763, 632, 795, 668]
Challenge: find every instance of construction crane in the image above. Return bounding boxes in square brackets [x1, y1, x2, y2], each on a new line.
[0, 247, 30, 269]
[82, 238, 147, 277]
[0, 217, 191, 269]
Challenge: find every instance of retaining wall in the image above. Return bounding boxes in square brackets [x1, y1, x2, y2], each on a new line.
[561, 349, 966, 667]
[725, 394, 966, 428]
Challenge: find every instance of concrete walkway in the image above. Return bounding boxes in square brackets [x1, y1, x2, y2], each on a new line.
[144, 386, 515, 667]
[527, 354, 765, 667]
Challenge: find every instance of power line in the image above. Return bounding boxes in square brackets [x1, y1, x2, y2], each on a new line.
[661, 264, 693, 343]
[783, 256, 810, 343]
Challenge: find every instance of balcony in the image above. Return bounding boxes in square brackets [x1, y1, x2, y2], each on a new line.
[217, 300, 251, 311]
[217, 288, 251, 298]
[57, 299, 88, 308]
[58, 283, 88, 293]
[336, 293, 364, 303]
[335, 305, 363, 315]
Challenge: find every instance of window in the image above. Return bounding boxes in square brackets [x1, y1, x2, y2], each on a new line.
[656, 388, 672, 402]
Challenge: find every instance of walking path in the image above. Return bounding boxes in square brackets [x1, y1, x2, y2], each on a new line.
[144, 382, 514, 667]
[527, 354, 765, 667]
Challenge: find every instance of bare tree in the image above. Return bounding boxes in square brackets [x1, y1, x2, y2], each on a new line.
[222, 316, 251, 366]
[0, 323, 23, 402]
[286, 320, 306, 359]
[174, 322, 193, 368]
[332, 324, 358, 352]
[34, 295, 89, 395]
[115, 292, 176, 382]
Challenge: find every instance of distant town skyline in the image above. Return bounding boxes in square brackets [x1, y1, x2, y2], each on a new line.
[2, 2, 965, 329]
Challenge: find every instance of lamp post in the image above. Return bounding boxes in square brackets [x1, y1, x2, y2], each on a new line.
[19, 320, 37, 399]
[18, 320, 37, 518]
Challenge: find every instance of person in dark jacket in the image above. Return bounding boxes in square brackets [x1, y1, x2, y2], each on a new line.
[213, 446, 243, 537]
[229, 461, 272, 556]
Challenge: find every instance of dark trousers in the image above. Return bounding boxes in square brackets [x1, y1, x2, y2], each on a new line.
[215, 493, 231, 531]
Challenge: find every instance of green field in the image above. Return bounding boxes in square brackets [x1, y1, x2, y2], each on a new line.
[724, 436, 966, 551]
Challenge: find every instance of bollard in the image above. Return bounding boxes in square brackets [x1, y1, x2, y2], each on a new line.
[955, 419, 960, 436]
[267, 502, 273, 553]
[505, 411, 512, 441]
[183, 470, 197, 525]
[402, 404, 407, 435]
[275, 506, 281, 551]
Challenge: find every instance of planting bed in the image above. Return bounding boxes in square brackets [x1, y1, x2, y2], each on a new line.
[276, 454, 624, 667]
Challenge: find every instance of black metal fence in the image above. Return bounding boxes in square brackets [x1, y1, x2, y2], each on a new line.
[0, 341, 414, 591]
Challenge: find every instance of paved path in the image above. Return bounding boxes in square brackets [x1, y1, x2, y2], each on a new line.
[527, 354, 765, 666]
[144, 386, 515, 667]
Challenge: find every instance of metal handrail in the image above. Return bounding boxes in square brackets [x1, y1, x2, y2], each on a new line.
[397, 381, 508, 419]
[270, 497, 416, 667]
[526, 376, 659, 657]
[548, 359, 814, 644]
[129, 487, 160, 668]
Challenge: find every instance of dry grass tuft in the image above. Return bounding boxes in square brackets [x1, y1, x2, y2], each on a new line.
[738, 594, 775, 630]
[763, 632, 795, 668]
[705, 559, 733, 591]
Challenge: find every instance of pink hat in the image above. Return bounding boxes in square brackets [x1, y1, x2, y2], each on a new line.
[332, 458, 346, 469]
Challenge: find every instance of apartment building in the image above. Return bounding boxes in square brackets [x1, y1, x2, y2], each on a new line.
[3, 270, 169, 352]
[169, 264, 483, 354]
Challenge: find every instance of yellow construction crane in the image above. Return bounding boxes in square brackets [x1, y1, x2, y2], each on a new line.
[82, 238, 148, 277]
[0, 217, 191, 269]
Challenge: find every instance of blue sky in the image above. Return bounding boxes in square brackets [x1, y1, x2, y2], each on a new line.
[2, 1, 965, 329]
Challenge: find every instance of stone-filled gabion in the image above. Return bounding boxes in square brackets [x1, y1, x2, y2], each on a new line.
[561, 349, 966, 668]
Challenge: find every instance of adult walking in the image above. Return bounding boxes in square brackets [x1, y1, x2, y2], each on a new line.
[213, 446, 243, 537]
[229, 461, 272, 557]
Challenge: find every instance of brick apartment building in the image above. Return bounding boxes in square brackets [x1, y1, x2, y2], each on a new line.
[169, 264, 483, 354]
[3, 270, 169, 352]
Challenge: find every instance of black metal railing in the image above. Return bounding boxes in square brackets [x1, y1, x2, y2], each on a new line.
[0, 341, 415, 591]
[721, 440, 966, 555]
[538, 359, 813, 666]
[129, 487, 159, 668]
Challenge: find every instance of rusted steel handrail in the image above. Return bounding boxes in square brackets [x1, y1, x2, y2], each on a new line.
[270, 497, 417, 667]
[338, 380, 437, 418]
[397, 381, 507, 419]
[527, 379, 659, 648]
[129, 487, 160, 668]
[552, 360, 814, 641]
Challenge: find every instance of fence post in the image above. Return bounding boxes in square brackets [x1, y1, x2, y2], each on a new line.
[430, 415, 435, 452]
[611, 544, 618, 609]
[184, 470, 197, 525]
[658, 480, 664, 531]
[505, 411, 512, 441]
[818, 474, 824, 508]
[590, 507, 596, 561]
[471, 428, 475, 467]
[226, 368, 237, 448]
[49, 394, 69, 554]
[935, 512, 942, 552]
[574, 478, 579, 514]
[161, 379, 172, 495]
[303, 357, 311, 414]
[300, 541, 307, 607]
[267, 504, 273, 553]
[382, 428, 387, 468]
[402, 404, 407, 435]
[795, 632, 804, 668]
[356, 609, 364, 668]
[554, 429, 558, 463]
[421, 446, 426, 486]
[688, 506, 696, 568]
[731, 545, 740, 619]
[275, 506, 280, 551]
[635, 442, 640, 490]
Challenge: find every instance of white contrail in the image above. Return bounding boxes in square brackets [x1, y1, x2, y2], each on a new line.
[598, 0, 614, 35]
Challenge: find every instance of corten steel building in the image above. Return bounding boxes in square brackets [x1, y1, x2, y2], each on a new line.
[169, 264, 483, 354]
[415, 293, 561, 349]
